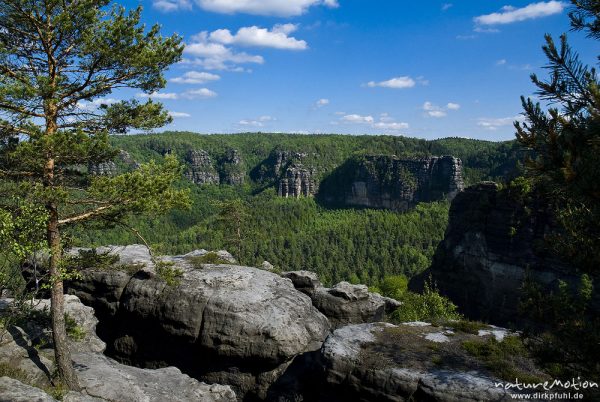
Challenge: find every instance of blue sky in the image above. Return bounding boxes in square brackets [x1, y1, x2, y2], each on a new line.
[112, 0, 598, 140]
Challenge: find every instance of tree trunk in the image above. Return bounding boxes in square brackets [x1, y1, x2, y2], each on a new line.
[46, 202, 80, 391]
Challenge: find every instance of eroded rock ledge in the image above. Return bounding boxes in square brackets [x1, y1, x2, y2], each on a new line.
[0, 295, 236, 402]
[66, 245, 330, 400]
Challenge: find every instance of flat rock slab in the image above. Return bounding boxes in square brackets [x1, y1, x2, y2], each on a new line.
[319, 322, 543, 402]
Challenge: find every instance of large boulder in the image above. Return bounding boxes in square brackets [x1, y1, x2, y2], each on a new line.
[318, 322, 543, 402]
[282, 272, 400, 329]
[67, 248, 330, 400]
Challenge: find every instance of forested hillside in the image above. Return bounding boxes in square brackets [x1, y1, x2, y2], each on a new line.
[112, 132, 520, 185]
[70, 132, 517, 287]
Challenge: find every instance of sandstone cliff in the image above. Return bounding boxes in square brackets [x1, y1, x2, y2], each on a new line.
[412, 182, 599, 326]
[319, 155, 464, 211]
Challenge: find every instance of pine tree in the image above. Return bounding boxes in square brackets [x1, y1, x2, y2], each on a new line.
[0, 0, 188, 389]
[515, 0, 600, 272]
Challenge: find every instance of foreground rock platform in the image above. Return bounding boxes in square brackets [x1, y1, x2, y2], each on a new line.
[67, 245, 330, 400]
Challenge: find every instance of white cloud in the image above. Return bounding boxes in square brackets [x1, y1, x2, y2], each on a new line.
[182, 88, 218, 99]
[238, 115, 275, 127]
[496, 59, 507, 65]
[373, 121, 409, 130]
[315, 98, 330, 108]
[183, 34, 264, 71]
[474, 1, 566, 26]
[423, 101, 460, 118]
[171, 71, 221, 84]
[137, 92, 179, 100]
[195, 0, 338, 17]
[169, 111, 191, 118]
[339, 113, 409, 132]
[428, 110, 447, 118]
[477, 115, 525, 130]
[153, 0, 192, 12]
[341, 114, 374, 124]
[209, 24, 307, 50]
[442, 3, 453, 11]
[367, 76, 416, 89]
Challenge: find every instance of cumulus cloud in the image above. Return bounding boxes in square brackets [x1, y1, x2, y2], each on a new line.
[474, 1, 565, 26]
[339, 113, 409, 132]
[238, 115, 275, 127]
[367, 76, 416, 89]
[183, 32, 264, 71]
[137, 92, 179, 100]
[153, 0, 192, 12]
[477, 115, 525, 130]
[194, 0, 338, 17]
[315, 98, 330, 108]
[341, 114, 374, 124]
[209, 24, 307, 50]
[169, 111, 191, 118]
[182, 88, 218, 99]
[171, 71, 221, 84]
[423, 101, 460, 118]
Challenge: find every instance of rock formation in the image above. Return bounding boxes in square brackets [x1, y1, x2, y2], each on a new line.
[87, 161, 117, 176]
[218, 148, 245, 185]
[320, 155, 464, 211]
[252, 150, 318, 197]
[67, 245, 330, 400]
[411, 182, 600, 326]
[277, 163, 317, 198]
[318, 322, 539, 402]
[0, 295, 236, 402]
[184, 149, 220, 185]
[282, 271, 400, 329]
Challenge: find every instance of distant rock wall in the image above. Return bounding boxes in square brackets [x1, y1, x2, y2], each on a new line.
[278, 163, 317, 198]
[411, 182, 599, 326]
[184, 149, 220, 185]
[320, 155, 464, 211]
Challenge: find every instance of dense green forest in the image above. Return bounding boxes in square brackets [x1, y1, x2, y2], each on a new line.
[112, 132, 521, 185]
[69, 132, 519, 286]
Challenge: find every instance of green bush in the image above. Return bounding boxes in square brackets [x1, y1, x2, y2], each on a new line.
[462, 336, 543, 384]
[391, 282, 462, 323]
[187, 252, 230, 267]
[155, 260, 183, 287]
[379, 275, 408, 300]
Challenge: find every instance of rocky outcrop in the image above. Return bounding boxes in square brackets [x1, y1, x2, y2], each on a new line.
[219, 148, 245, 185]
[320, 155, 464, 211]
[278, 163, 317, 198]
[282, 272, 400, 329]
[411, 182, 599, 326]
[67, 246, 330, 400]
[0, 295, 236, 402]
[87, 161, 117, 176]
[251, 150, 318, 197]
[184, 149, 220, 185]
[318, 322, 537, 402]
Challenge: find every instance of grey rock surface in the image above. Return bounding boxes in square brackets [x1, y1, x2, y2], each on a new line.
[319, 323, 525, 402]
[0, 377, 57, 402]
[0, 295, 237, 402]
[321, 155, 464, 211]
[68, 250, 330, 400]
[185, 149, 220, 185]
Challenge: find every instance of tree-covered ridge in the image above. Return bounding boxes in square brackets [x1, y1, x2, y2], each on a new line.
[111, 132, 521, 186]
[72, 185, 449, 287]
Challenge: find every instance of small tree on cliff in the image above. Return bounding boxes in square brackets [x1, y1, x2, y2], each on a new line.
[0, 0, 189, 389]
